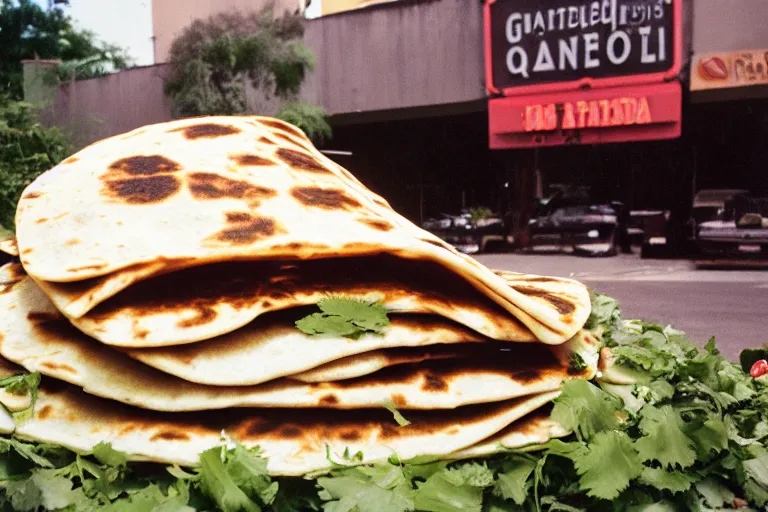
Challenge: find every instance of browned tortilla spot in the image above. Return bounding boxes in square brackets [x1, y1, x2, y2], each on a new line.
[172, 123, 241, 140]
[177, 307, 218, 328]
[37, 405, 53, 420]
[260, 119, 305, 138]
[40, 361, 78, 374]
[421, 373, 448, 392]
[511, 285, 576, 315]
[216, 217, 280, 244]
[108, 155, 181, 176]
[102, 175, 182, 204]
[360, 218, 394, 231]
[291, 187, 362, 210]
[340, 430, 362, 441]
[319, 394, 339, 406]
[225, 212, 255, 223]
[275, 148, 329, 173]
[230, 154, 276, 167]
[187, 172, 276, 203]
[150, 431, 191, 441]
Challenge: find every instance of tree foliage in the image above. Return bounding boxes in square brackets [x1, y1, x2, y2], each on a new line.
[165, 6, 331, 142]
[0, 0, 131, 99]
[0, 94, 71, 230]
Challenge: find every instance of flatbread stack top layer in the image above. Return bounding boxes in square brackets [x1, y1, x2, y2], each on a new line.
[0, 116, 596, 476]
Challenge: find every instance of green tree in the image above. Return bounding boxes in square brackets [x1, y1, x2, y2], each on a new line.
[0, 93, 71, 230]
[0, 0, 131, 99]
[164, 6, 331, 142]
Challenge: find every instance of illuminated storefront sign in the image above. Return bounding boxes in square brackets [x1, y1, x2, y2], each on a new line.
[522, 96, 652, 132]
[690, 49, 768, 91]
[488, 81, 681, 148]
[484, 0, 683, 148]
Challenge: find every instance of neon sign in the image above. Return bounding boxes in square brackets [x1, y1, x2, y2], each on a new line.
[522, 96, 652, 132]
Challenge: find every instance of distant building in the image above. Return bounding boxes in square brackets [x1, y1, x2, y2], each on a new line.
[59, 0, 154, 66]
[29, 0, 768, 238]
[151, 0, 305, 64]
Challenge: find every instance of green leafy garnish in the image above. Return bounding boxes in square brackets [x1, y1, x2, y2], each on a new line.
[568, 352, 587, 373]
[382, 400, 411, 427]
[0, 291, 766, 510]
[572, 430, 643, 499]
[0, 372, 40, 398]
[296, 297, 390, 339]
[91, 442, 128, 468]
[551, 379, 621, 441]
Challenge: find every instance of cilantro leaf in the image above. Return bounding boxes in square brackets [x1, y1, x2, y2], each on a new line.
[640, 467, 694, 493]
[568, 353, 587, 372]
[695, 478, 735, 508]
[688, 417, 728, 459]
[551, 380, 621, 441]
[296, 298, 390, 339]
[4, 469, 82, 512]
[0, 372, 40, 417]
[92, 441, 128, 468]
[225, 444, 277, 505]
[0, 437, 55, 468]
[493, 457, 536, 505]
[102, 481, 193, 512]
[743, 452, 768, 503]
[0, 372, 41, 397]
[585, 292, 618, 329]
[198, 447, 261, 512]
[413, 463, 493, 512]
[383, 400, 411, 427]
[572, 430, 642, 500]
[295, 313, 360, 337]
[539, 496, 587, 511]
[318, 297, 390, 332]
[635, 405, 696, 469]
[318, 464, 414, 512]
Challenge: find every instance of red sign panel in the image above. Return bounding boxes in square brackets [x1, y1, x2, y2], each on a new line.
[488, 81, 681, 148]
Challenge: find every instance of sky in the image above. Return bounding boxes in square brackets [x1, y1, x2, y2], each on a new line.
[35, 0, 155, 66]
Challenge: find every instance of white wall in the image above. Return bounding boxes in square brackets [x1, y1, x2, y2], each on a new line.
[694, 0, 768, 53]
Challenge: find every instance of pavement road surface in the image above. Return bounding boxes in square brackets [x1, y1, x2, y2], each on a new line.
[476, 253, 768, 362]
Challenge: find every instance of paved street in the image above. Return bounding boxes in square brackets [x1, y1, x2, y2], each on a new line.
[476, 253, 768, 362]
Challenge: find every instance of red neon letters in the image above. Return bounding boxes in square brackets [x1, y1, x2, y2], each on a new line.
[522, 96, 652, 132]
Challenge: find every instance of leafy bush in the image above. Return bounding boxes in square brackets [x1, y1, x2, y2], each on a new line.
[0, 0, 131, 99]
[0, 95, 71, 231]
[164, 7, 331, 142]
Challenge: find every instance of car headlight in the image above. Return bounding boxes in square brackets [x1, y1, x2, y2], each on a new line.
[587, 229, 600, 239]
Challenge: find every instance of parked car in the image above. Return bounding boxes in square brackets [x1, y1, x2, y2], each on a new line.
[688, 189, 749, 240]
[695, 193, 768, 264]
[421, 211, 509, 255]
[525, 203, 623, 257]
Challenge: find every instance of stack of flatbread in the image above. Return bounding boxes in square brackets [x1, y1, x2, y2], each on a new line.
[0, 116, 596, 476]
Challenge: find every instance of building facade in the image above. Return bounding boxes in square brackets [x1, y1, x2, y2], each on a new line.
[151, 0, 304, 64]
[30, 0, 768, 235]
